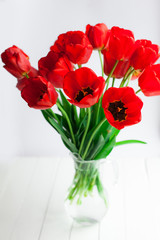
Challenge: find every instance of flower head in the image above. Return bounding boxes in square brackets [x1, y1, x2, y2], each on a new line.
[21, 76, 58, 109]
[130, 40, 159, 70]
[38, 51, 73, 88]
[1, 45, 31, 79]
[138, 64, 160, 96]
[108, 26, 135, 61]
[50, 31, 93, 65]
[85, 23, 109, 50]
[102, 87, 143, 130]
[102, 49, 130, 78]
[16, 67, 38, 91]
[63, 67, 105, 108]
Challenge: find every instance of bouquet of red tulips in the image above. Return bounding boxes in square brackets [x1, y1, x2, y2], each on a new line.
[1, 24, 160, 205]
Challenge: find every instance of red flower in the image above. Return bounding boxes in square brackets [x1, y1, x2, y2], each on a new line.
[138, 64, 160, 96]
[63, 67, 105, 108]
[85, 23, 109, 50]
[102, 50, 130, 78]
[38, 51, 73, 88]
[21, 76, 58, 109]
[130, 40, 159, 70]
[108, 26, 135, 61]
[1, 45, 31, 79]
[16, 67, 39, 91]
[50, 31, 93, 65]
[50, 33, 65, 53]
[102, 87, 143, 130]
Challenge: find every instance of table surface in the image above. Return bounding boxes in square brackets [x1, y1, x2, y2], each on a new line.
[0, 156, 159, 240]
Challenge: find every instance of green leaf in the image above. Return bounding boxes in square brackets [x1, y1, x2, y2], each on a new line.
[59, 90, 71, 116]
[86, 135, 104, 159]
[48, 117, 77, 152]
[98, 102, 105, 121]
[75, 112, 87, 138]
[75, 118, 87, 149]
[94, 136, 116, 160]
[59, 114, 70, 133]
[97, 120, 111, 139]
[89, 103, 98, 129]
[115, 139, 147, 146]
[90, 128, 115, 159]
[41, 110, 77, 153]
[80, 124, 97, 155]
[79, 108, 86, 122]
[41, 110, 58, 134]
[93, 126, 119, 160]
[70, 105, 78, 133]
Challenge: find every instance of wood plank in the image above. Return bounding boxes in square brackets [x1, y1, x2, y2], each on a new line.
[144, 157, 160, 239]
[38, 157, 73, 240]
[70, 222, 99, 240]
[9, 157, 61, 240]
[0, 156, 157, 240]
[0, 157, 37, 240]
[100, 157, 126, 240]
[120, 157, 151, 240]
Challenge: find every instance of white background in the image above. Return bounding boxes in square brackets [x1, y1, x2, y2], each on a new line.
[0, 0, 160, 161]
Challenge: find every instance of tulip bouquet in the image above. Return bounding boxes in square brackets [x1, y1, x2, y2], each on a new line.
[1, 24, 160, 206]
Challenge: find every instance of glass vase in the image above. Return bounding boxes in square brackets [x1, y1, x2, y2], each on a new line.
[65, 153, 117, 225]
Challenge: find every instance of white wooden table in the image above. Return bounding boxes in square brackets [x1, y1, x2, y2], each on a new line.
[0, 156, 159, 240]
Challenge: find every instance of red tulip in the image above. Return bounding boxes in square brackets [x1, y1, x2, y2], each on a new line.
[130, 40, 159, 70]
[21, 76, 58, 109]
[38, 51, 73, 88]
[50, 33, 65, 53]
[108, 26, 135, 61]
[63, 67, 105, 108]
[138, 64, 160, 96]
[85, 23, 109, 50]
[50, 31, 93, 65]
[102, 87, 143, 130]
[16, 67, 39, 91]
[102, 50, 130, 78]
[1, 45, 31, 79]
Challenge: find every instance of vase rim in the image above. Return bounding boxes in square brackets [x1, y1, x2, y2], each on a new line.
[69, 152, 107, 164]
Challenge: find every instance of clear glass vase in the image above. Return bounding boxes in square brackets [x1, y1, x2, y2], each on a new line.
[65, 153, 117, 225]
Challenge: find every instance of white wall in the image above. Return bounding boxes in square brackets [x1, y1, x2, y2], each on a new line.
[0, 0, 160, 160]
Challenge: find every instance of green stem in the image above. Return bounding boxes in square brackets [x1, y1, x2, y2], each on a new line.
[56, 102, 76, 146]
[123, 66, 132, 81]
[94, 85, 104, 125]
[125, 76, 131, 86]
[41, 110, 77, 152]
[78, 64, 82, 68]
[120, 69, 135, 88]
[46, 108, 60, 124]
[94, 98, 101, 126]
[73, 105, 79, 124]
[127, 69, 135, 79]
[92, 50, 106, 124]
[98, 50, 104, 78]
[105, 60, 119, 88]
[79, 108, 91, 156]
[82, 118, 106, 159]
[112, 77, 115, 87]
[136, 89, 142, 94]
